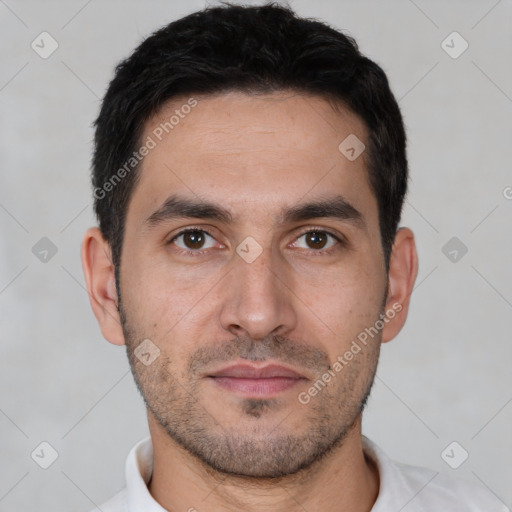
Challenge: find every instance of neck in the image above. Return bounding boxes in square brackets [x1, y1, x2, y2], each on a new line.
[147, 413, 379, 512]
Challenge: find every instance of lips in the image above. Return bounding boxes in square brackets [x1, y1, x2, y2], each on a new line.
[208, 363, 305, 379]
[207, 363, 306, 396]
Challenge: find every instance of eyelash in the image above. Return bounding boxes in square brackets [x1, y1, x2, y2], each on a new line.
[167, 226, 346, 257]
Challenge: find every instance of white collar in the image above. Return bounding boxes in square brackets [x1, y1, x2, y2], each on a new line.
[123, 435, 389, 510]
[120, 435, 506, 511]
[125, 436, 166, 511]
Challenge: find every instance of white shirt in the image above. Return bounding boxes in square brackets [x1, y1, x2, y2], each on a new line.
[93, 436, 510, 511]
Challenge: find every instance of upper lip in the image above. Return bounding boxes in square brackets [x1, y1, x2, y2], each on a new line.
[208, 363, 306, 379]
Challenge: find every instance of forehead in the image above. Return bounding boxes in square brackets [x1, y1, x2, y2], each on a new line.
[127, 90, 377, 229]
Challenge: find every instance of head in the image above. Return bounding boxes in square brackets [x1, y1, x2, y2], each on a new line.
[82, 2, 417, 479]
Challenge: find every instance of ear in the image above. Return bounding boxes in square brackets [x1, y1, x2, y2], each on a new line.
[381, 227, 418, 343]
[81, 227, 125, 346]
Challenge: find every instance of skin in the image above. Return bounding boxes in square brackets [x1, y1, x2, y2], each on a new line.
[82, 90, 418, 512]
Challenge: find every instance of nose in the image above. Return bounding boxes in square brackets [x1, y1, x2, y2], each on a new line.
[219, 244, 298, 341]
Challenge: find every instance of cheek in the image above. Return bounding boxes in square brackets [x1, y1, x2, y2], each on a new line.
[298, 254, 384, 321]
[122, 261, 217, 362]
[120, 266, 178, 339]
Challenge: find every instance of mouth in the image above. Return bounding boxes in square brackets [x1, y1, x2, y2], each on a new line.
[206, 363, 307, 397]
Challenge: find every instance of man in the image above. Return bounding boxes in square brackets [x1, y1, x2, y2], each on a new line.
[81, 3, 508, 511]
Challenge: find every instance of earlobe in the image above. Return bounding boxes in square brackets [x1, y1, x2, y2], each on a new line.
[81, 227, 126, 346]
[381, 227, 418, 344]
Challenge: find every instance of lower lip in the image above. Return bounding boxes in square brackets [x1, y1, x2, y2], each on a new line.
[209, 376, 304, 396]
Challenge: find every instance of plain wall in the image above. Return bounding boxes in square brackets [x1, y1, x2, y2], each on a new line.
[0, 0, 511, 510]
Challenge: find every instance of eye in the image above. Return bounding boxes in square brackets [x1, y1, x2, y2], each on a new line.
[170, 229, 218, 252]
[292, 229, 341, 252]
[168, 227, 344, 256]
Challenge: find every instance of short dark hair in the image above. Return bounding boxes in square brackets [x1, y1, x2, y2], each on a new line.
[92, 2, 408, 275]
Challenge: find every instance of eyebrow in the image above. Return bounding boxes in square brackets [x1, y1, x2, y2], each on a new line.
[144, 193, 365, 230]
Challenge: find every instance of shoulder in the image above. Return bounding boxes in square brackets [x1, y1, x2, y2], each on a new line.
[363, 437, 510, 512]
[394, 460, 508, 511]
[86, 437, 153, 512]
[88, 488, 127, 512]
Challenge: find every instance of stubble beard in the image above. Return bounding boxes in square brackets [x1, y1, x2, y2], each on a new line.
[117, 287, 381, 480]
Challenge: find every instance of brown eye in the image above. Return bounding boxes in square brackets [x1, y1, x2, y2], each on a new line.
[171, 229, 216, 251]
[183, 230, 205, 249]
[292, 230, 340, 251]
[305, 231, 328, 249]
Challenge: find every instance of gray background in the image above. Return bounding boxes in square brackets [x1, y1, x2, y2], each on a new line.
[1, 0, 511, 510]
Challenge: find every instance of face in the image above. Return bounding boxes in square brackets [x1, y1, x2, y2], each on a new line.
[116, 91, 390, 478]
